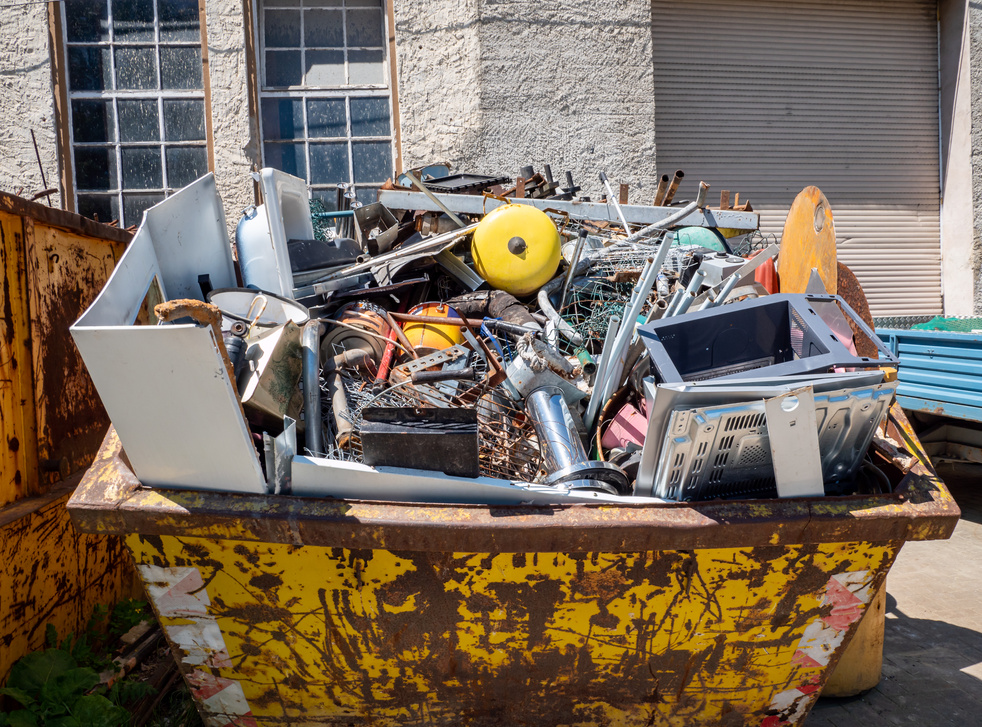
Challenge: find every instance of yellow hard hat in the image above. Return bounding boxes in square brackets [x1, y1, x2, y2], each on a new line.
[471, 204, 561, 296]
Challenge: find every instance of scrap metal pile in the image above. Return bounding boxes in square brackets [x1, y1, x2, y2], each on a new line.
[209, 164, 903, 504]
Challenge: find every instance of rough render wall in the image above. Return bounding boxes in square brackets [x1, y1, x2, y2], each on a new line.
[204, 0, 260, 231]
[0, 5, 61, 209]
[972, 4, 982, 314]
[393, 0, 657, 201]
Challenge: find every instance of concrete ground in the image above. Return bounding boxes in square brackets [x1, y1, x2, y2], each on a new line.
[808, 463, 982, 726]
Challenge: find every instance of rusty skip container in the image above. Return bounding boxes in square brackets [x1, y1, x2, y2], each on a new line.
[67, 411, 957, 727]
[66, 175, 959, 726]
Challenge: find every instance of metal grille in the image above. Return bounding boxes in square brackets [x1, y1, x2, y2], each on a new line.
[323, 366, 541, 482]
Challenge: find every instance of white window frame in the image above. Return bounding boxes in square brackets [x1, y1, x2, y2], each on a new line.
[255, 0, 397, 206]
[62, 0, 208, 227]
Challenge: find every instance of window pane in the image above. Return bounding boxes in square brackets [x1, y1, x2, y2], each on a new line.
[118, 100, 160, 142]
[305, 50, 344, 86]
[305, 0, 341, 6]
[163, 99, 206, 141]
[74, 147, 118, 190]
[160, 46, 202, 89]
[310, 188, 338, 211]
[68, 47, 112, 91]
[307, 98, 346, 138]
[112, 0, 155, 42]
[261, 98, 303, 140]
[349, 97, 388, 136]
[265, 0, 300, 6]
[123, 193, 165, 227]
[165, 146, 208, 188]
[159, 0, 200, 42]
[347, 0, 383, 6]
[346, 7, 383, 47]
[121, 146, 163, 188]
[351, 141, 389, 183]
[309, 142, 348, 184]
[66, 0, 109, 43]
[77, 194, 119, 224]
[304, 9, 343, 47]
[264, 9, 300, 47]
[72, 100, 115, 143]
[115, 46, 158, 89]
[264, 142, 306, 178]
[352, 186, 378, 205]
[347, 49, 384, 85]
[265, 50, 302, 87]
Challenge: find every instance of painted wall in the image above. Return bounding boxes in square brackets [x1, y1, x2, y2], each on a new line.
[0, 4, 60, 208]
[970, 2, 982, 314]
[392, 0, 658, 201]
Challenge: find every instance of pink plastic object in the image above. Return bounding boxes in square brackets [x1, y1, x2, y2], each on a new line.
[601, 402, 648, 450]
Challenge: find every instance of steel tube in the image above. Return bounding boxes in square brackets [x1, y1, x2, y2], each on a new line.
[663, 170, 684, 205]
[653, 174, 670, 206]
[673, 270, 707, 317]
[600, 172, 632, 234]
[302, 321, 324, 456]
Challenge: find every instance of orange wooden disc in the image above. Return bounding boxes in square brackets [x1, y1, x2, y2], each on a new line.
[778, 186, 837, 295]
[837, 261, 878, 358]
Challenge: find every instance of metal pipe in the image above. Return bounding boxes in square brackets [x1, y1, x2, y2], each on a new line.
[403, 170, 467, 228]
[383, 311, 418, 359]
[663, 289, 684, 318]
[559, 229, 588, 312]
[599, 171, 632, 234]
[653, 174, 670, 206]
[618, 198, 699, 245]
[526, 386, 628, 494]
[302, 321, 324, 456]
[663, 170, 684, 205]
[673, 270, 706, 317]
[705, 271, 742, 309]
[583, 314, 620, 433]
[536, 261, 592, 346]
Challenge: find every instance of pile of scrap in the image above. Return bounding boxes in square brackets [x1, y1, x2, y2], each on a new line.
[72, 165, 901, 505]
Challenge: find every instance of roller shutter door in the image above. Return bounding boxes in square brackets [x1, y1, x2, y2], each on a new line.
[652, 0, 941, 316]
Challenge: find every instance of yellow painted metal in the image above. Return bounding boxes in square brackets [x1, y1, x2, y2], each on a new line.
[128, 532, 896, 726]
[778, 186, 837, 296]
[403, 302, 464, 354]
[0, 210, 40, 506]
[0, 194, 135, 683]
[471, 204, 561, 296]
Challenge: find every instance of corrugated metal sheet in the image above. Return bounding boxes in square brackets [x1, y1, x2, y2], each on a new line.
[653, 0, 941, 316]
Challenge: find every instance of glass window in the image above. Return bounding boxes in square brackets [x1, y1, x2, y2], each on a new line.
[64, 0, 208, 226]
[259, 0, 394, 203]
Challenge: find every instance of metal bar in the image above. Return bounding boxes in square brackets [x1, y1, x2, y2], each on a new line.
[302, 321, 323, 456]
[600, 172, 631, 234]
[403, 170, 467, 228]
[378, 189, 758, 229]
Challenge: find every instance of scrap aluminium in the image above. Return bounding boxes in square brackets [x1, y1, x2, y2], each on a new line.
[65, 166, 959, 726]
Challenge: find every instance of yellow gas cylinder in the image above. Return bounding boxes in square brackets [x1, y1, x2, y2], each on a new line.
[471, 204, 561, 296]
[403, 303, 464, 356]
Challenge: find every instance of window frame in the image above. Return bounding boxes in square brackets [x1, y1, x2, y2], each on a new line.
[254, 0, 398, 206]
[60, 0, 210, 227]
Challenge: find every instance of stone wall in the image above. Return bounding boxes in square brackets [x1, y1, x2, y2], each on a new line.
[0, 4, 60, 209]
[393, 0, 657, 201]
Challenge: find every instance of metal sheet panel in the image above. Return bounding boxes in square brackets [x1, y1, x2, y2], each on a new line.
[653, 0, 941, 316]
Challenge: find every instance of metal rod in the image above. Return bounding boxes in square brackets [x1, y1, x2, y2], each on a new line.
[663, 289, 684, 318]
[403, 170, 467, 228]
[599, 171, 631, 234]
[559, 229, 588, 313]
[618, 198, 700, 245]
[302, 321, 324, 456]
[653, 174, 670, 206]
[705, 271, 742, 308]
[663, 170, 684, 205]
[383, 311, 418, 359]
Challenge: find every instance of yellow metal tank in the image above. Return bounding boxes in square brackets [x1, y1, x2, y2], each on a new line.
[471, 204, 561, 296]
[403, 302, 464, 355]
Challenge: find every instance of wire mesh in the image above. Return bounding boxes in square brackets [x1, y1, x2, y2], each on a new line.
[320, 346, 542, 482]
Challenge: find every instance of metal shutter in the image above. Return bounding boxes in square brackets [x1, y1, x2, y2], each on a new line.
[652, 0, 941, 316]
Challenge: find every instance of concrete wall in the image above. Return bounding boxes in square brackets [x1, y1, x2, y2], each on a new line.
[392, 0, 657, 201]
[941, 0, 974, 316]
[203, 0, 260, 230]
[0, 4, 60, 209]
[971, 2, 982, 314]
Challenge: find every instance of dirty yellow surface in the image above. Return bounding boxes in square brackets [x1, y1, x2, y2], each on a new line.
[129, 534, 898, 726]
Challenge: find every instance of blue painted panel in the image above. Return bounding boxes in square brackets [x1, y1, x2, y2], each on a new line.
[899, 369, 982, 393]
[897, 382, 982, 409]
[894, 354, 982, 377]
[895, 395, 982, 424]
